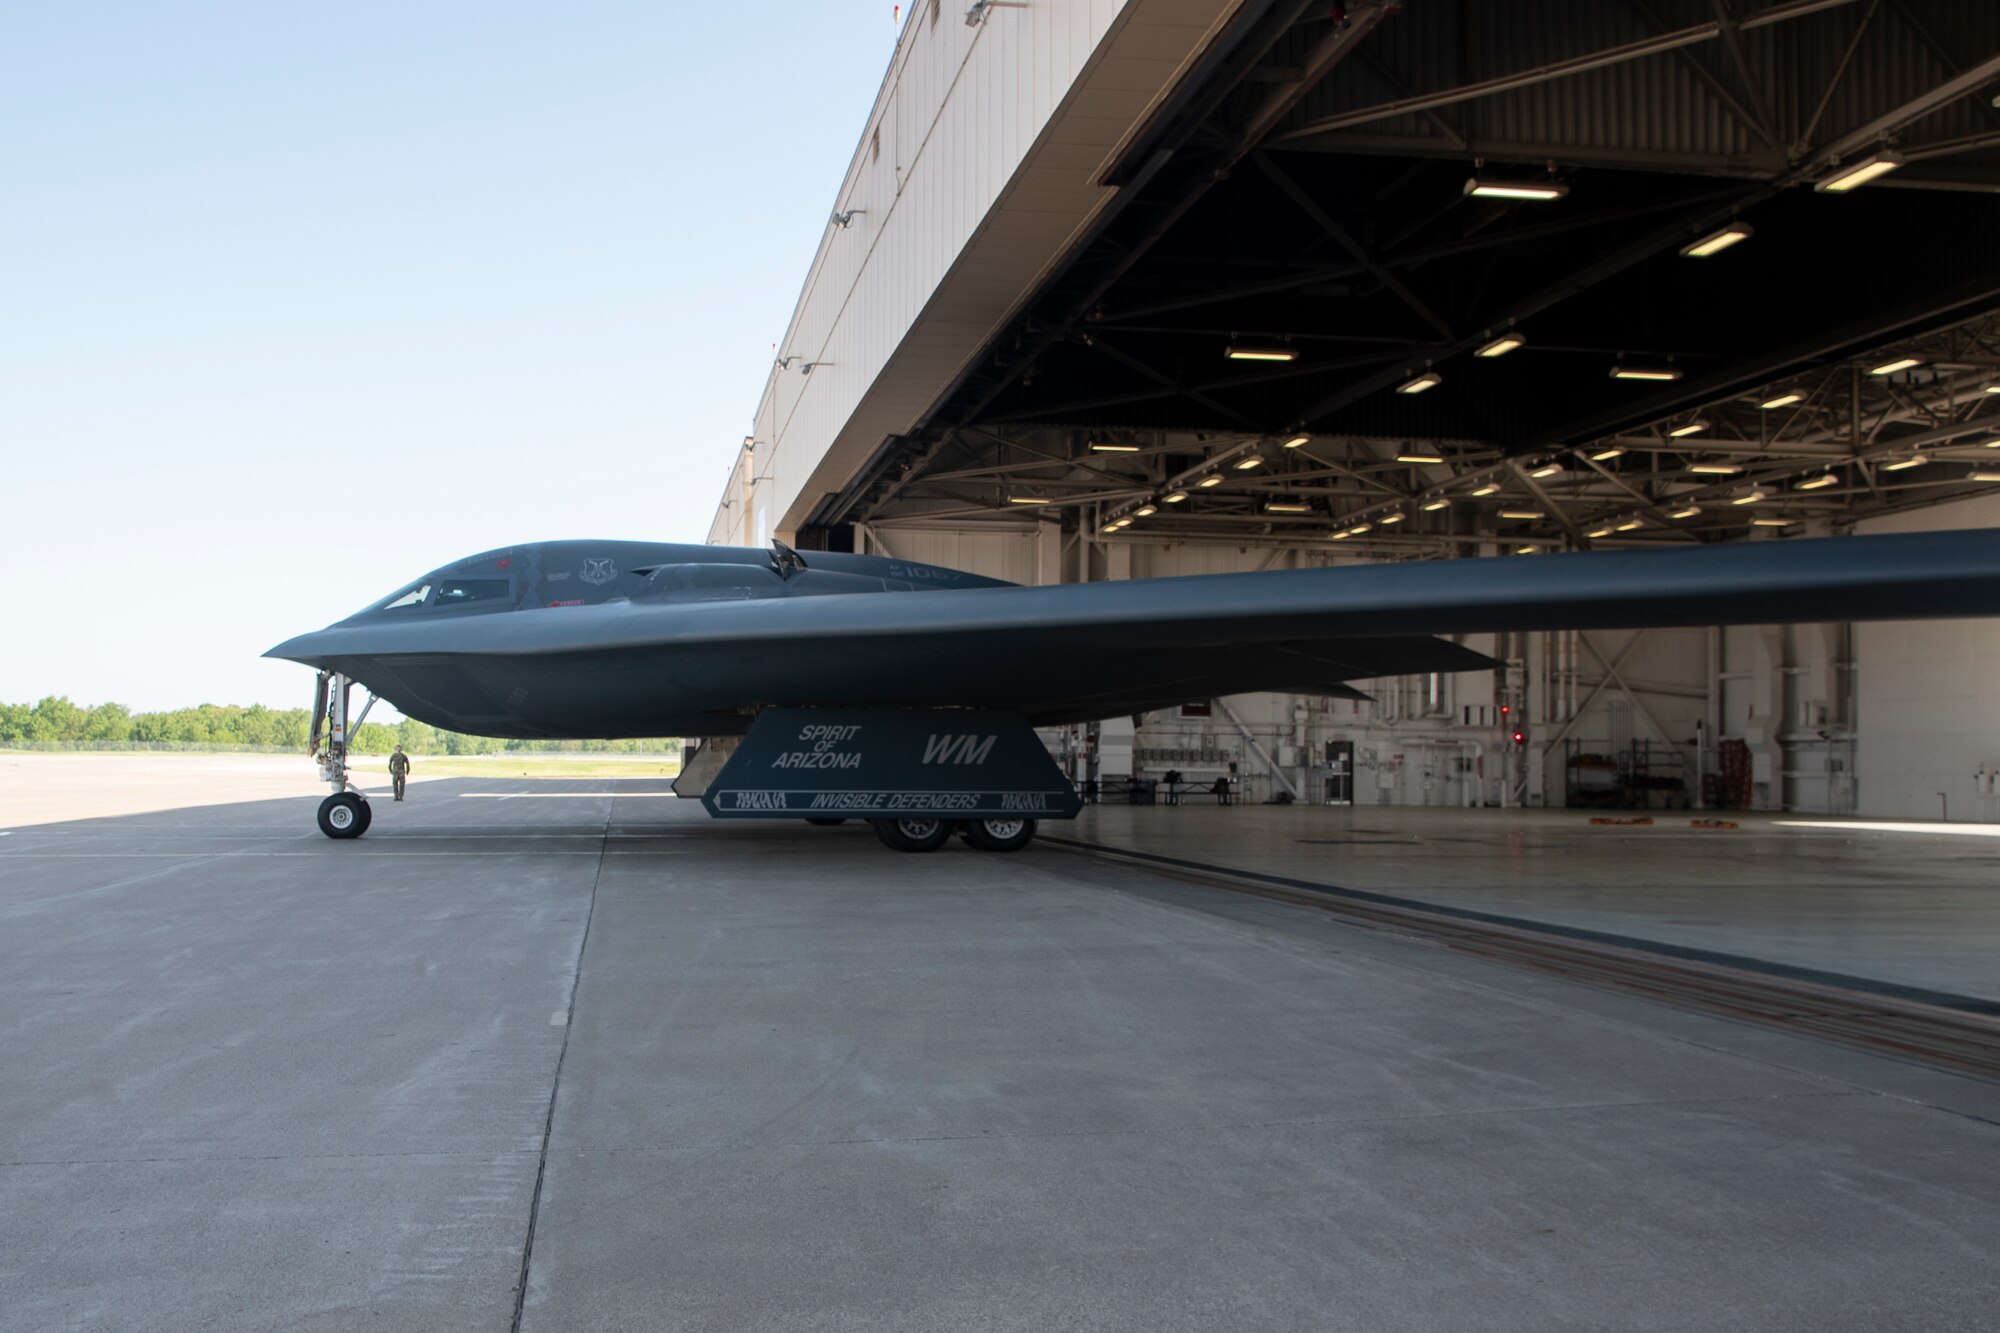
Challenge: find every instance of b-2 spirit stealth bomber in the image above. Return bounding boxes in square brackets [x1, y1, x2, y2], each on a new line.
[268, 528, 2000, 851]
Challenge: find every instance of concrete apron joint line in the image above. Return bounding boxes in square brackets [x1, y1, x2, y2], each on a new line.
[509, 797, 609, 1333]
[1039, 834, 2000, 1083]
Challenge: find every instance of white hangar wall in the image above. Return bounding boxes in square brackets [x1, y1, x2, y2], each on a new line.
[1855, 493, 2000, 822]
[858, 519, 1998, 818]
[708, 0, 1248, 549]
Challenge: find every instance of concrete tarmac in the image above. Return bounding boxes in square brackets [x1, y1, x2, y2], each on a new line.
[2, 757, 1997, 1330]
[1071, 803, 2000, 1003]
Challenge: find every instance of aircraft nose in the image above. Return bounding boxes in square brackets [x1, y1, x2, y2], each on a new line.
[264, 631, 332, 664]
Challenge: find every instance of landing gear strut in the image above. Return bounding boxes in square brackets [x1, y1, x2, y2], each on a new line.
[309, 671, 378, 840]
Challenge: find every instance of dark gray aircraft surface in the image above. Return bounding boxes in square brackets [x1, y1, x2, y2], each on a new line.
[269, 530, 2000, 851]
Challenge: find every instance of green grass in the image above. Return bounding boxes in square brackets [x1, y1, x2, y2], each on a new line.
[396, 754, 682, 779]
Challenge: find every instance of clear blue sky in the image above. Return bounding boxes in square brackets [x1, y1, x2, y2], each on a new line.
[1, 2, 904, 712]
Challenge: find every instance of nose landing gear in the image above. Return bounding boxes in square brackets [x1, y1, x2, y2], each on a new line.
[308, 671, 379, 840]
[318, 791, 371, 838]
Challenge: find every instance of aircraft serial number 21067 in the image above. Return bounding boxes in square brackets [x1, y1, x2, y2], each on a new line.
[269, 530, 2000, 852]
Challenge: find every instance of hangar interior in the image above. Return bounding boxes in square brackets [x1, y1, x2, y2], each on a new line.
[711, 0, 2000, 821]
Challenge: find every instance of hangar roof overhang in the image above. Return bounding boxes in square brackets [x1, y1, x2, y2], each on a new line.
[803, 0, 2000, 556]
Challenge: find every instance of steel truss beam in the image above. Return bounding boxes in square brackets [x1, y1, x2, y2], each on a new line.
[1277, 0, 1861, 142]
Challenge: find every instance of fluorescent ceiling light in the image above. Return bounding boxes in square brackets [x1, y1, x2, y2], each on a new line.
[1668, 504, 1703, 519]
[1815, 150, 1903, 194]
[1397, 451, 1445, 463]
[1528, 462, 1562, 478]
[1006, 494, 1051, 504]
[1397, 371, 1443, 395]
[1869, 357, 1922, 377]
[1680, 223, 1754, 258]
[1196, 474, 1224, 488]
[1225, 345, 1296, 362]
[1586, 526, 1614, 538]
[1615, 519, 1644, 532]
[1731, 487, 1767, 505]
[1162, 490, 1189, 503]
[1102, 522, 1122, 533]
[1498, 509, 1544, 520]
[1330, 530, 1352, 540]
[1471, 482, 1501, 497]
[1668, 420, 1708, 438]
[1088, 441, 1141, 453]
[1111, 517, 1132, 528]
[1751, 518, 1793, 527]
[1475, 333, 1526, 358]
[1282, 434, 1310, 448]
[1795, 472, 1838, 491]
[1760, 392, 1804, 409]
[1134, 504, 1158, 517]
[1379, 513, 1405, 525]
[1986, 385, 2000, 395]
[1880, 453, 1926, 471]
[1233, 454, 1264, 470]
[1688, 462, 1742, 475]
[1347, 523, 1373, 535]
[1465, 177, 1569, 201]
[1589, 446, 1626, 461]
[1611, 365, 1682, 382]
[1515, 545, 1539, 555]
[1422, 498, 1451, 511]
[1264, 501, 1311, 513]
[1968, 470, 2000, 482]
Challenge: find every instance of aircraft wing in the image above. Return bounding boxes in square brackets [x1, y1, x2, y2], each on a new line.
[265, 528, 2000, 733]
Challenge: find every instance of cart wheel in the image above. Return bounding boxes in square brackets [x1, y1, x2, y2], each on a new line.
[961, 817, 1036, 852]
[872, 817, 952, 852]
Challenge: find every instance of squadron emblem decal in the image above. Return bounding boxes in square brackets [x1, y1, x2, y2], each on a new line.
[578, 558, 617, 586]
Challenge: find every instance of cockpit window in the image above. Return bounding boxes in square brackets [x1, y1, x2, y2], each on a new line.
[434, 578, 513, 606]
[382, 584, 431, 609]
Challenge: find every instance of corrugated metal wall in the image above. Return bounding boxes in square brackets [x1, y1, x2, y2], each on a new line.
[712, 0, 1261, 545]
[710, 0, 1142, 547]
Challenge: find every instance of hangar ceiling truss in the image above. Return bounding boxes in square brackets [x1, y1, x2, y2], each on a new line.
[807, 0, 2000, 558]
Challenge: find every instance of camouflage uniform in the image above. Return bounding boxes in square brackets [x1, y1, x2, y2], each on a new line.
[389, 748, 410, 801]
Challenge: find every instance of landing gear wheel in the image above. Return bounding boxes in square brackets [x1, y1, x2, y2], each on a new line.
[962, 817, 1037, 852]
[804, 817, 847, 827]
[353, 799, 373, 835]
[872, 816, 953, 853]
[318, 793, 368, 840]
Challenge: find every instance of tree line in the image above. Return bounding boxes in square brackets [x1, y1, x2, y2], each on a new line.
[0, 697, 680, 756]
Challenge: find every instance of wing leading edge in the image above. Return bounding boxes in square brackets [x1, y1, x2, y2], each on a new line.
[265, 529, 2000, 733]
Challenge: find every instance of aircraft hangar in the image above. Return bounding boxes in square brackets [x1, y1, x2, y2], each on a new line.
[682, 12, 2000, 1319]
[9, 6, 2000, 1330]
[711, 0, 2000, 827]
